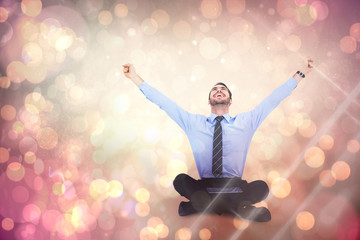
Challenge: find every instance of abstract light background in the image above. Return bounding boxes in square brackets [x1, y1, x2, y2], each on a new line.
[0, 0, 359, 239]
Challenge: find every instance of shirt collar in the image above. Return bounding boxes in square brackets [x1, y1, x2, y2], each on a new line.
[209, 112, 231, 123]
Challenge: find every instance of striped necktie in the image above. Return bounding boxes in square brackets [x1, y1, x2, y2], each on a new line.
[212, 116, 224, 177]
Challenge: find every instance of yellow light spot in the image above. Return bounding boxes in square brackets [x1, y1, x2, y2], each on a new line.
[22, 42, 43, 66]
[36, 127, 58, 150]
[319, 134, 334, 150]
[199, 228, 211, 240]
[295, 4, 316, 25]
[267, 170, 280, 183]
[0, 147, 10, 163]
[175, 227, 192, 240]
[6, 162, 26, 182]
[108, 180, 123, 198]
[24, 151, 36, 164]
[151, 9, 170, 29]
[304, 147, 325, 168]
[331, 161, 350, 181]
[98, 10, 113, 26]
[1, 218, 14, 231]
[347, 139, 360, 153]
[89, 179, 109, 200]
[135, 202, 150, 217]
[52, 182, 66, 195]
[13, 121, 25, 133]
[156, 224, 169, 239]
[296, 211, 315, 231]
[135, 188, 150, 203]
[1, 105, 16, 121]
[200, 0, 223, 19]
[319, 169, 336, 187]
[21, 0, 42, 17]
[140, 227, 158, 240]
[55, 29, 75, 51]
[271, 177, 291, 199]
[6, 61, 26, 83]
[114, 3, 128, 18]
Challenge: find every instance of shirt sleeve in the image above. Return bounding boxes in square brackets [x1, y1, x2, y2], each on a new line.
[139, 82, 193, 132]
[249, 77, 298, 130]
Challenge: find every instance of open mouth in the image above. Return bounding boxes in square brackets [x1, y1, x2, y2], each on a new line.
[215, 93, 224, 98]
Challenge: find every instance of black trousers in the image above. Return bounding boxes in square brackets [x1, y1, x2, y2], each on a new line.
[173, 173, 269, 213]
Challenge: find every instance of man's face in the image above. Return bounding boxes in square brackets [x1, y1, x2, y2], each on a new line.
[208, 84, 232, 106]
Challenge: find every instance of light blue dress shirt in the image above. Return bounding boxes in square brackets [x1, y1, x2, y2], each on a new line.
[139, 77, 298, 179]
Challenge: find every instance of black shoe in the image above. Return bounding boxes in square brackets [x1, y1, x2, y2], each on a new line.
[225, 205, 271, 222]
[178, 201, 198, 216]
[237, 206, 271, 222]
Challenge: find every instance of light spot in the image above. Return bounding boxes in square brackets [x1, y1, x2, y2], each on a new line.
[98, 10, 113, 26]
[114, 3, 128, 18]
[318, 134, 334, 150]
[271, 177, 291, 198]
[200, 0, 222, 19]
[331, 161, 350, 181]
[340, 36, 357, 54]
[296, 211, 315, 231]
[7, 162, 26, 182]
[151, 9, 170, 29]
[304, 146, 325, 168]
[199, 228, 211, 240]
[350, 22, 360, 41]
[175, 227, 192, 240]
[135, 188, 150, 203]
[21, 0, 42, 17]
[319, 169, 336, 187]
[36, 127, 58, 150]
[1, 105, 16, 121]
[1, 218, 14, 231]
[0, 147, 10, 163]
[226, 0, 245, 15]
[347, 139, 360, 153]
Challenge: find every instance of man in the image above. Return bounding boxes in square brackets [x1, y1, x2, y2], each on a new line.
[123, 58, 314, 222]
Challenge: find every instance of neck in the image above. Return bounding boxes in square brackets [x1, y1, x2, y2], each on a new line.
[210, 104, 229, 116]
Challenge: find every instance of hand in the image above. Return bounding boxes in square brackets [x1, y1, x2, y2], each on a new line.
[304, 57, 314, 74]
[122, 63, 144, 87]
[123, 63, 137, 79]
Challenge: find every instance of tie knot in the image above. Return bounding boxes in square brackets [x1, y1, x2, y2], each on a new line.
[215, 116, 224, 122]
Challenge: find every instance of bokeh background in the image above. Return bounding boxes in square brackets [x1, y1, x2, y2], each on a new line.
[0, 0, 359, 239]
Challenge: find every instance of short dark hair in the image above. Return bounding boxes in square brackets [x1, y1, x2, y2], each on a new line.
[208, 82, 232, 100]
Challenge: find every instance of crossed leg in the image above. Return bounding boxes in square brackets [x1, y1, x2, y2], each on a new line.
[173, 173, 271, 221]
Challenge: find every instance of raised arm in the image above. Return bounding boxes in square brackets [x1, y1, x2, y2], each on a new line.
[249, 57, 314, 129]
[122, 63, 194, 132]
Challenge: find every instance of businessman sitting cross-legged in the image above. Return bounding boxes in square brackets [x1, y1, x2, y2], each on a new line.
[123, 58, 313, 222]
